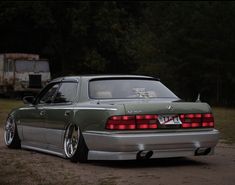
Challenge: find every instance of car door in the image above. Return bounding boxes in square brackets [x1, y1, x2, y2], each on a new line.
[20, 83, 60, 147]
[44, 81, 78, 151]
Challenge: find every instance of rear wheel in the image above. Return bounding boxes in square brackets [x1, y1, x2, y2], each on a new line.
[4, 116, 21, 148]
[64, 124, 88, 163]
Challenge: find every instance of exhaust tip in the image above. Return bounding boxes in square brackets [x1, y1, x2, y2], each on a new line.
[137, 150, 153, 160]
[195, 148, 211, 156]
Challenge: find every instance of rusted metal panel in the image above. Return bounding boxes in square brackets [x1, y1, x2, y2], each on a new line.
[0, 53, 51, 94]
[4, 53, 39, 60]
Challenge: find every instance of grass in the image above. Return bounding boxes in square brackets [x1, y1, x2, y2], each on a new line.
[0, 98, 234, 143]
[213, 107, 235, 144]
[0, 98, 23, 126]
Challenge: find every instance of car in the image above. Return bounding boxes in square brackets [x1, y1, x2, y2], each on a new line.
[4, 75, 219, 163]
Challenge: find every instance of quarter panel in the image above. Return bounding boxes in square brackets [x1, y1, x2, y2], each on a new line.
[72, 103, 125, 132]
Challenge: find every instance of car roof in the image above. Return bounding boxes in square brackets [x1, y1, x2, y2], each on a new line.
[50, 75, 159, 83]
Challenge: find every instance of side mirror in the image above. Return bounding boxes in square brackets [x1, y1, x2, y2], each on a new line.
[23, 96, 35, 104]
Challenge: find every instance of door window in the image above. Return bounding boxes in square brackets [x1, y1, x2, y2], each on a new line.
[39, 84, 59, 104]
[36, 82, 78, 104]
[53, 82, 78, 103]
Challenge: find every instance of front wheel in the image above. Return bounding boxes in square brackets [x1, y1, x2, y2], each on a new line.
[4, 116, 21, 149]
[64, 124, 88, 163]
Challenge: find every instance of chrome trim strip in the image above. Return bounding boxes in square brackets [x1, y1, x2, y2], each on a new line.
[19, 107, 39, 110]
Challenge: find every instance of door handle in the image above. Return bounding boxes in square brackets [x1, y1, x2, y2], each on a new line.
[40, 110, 45, 116]
[64, 110, 71, 116]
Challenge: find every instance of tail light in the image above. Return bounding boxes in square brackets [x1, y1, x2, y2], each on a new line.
[106, 113, 214, 130]
[106, 116, 136, 130]
[180, 113, 214, 128]
[106, 115, 158, 130]
[202, 113, 214, 127]
[136, 115, 158, 129]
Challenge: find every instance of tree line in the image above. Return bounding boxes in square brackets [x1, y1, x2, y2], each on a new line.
[0, 1, 234, 105]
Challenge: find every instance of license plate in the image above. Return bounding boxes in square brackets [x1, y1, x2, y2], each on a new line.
[158, 115, 182, 125]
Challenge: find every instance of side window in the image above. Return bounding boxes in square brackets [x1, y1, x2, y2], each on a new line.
[39, 84, 59, 104]
[53, 82, 78, 103]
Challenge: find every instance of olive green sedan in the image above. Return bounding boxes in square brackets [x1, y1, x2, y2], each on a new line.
[4, 75, 219, 163]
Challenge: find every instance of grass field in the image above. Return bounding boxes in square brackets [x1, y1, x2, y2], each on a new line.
[0, 98, 23, 125]
[213, 107, 235, 144]
[0, 98, 234, 143]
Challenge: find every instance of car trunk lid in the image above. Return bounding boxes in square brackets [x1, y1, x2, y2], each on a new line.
[105, 101, 214, 131]
[123, 102, 211, 115]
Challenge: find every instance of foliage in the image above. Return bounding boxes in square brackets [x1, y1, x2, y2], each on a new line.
[0, 2, 234, 105]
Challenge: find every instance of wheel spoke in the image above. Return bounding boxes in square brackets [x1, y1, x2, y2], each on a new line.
[67, 140, 71, 154]
[6, 132, 10, 142]
[70, 144, 74, 154]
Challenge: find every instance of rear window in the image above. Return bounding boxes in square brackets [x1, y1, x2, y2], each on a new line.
[89, 79, 178, 99]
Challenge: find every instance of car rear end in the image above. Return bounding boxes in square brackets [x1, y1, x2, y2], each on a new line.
[82, 76, 219, 160]
[83, 102, 219, 160]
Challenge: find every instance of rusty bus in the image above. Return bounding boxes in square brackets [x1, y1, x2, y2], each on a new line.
[0, 53, 51, 96]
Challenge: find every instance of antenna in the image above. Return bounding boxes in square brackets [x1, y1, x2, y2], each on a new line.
[196, 93, 201, 102]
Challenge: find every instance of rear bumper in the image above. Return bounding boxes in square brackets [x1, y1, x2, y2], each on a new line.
[83, 129, 219, 160]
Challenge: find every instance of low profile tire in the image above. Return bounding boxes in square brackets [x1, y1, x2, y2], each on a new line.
[64, 124, 88, 163]
[4, 116, 21, 149]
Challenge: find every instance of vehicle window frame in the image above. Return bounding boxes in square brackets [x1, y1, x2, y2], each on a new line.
[34, 81, 79, 105]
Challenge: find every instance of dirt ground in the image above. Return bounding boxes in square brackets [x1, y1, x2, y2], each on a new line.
[0, 128, 235, 185]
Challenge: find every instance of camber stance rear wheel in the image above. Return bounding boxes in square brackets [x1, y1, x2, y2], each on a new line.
[64, 124, 88, 163]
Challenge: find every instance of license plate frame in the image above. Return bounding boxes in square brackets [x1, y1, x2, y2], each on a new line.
[158, 115, 182, 125]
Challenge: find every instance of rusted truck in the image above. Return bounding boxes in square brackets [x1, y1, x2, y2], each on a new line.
[0, 53, 51, 96]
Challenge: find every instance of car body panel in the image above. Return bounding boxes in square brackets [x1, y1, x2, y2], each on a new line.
[84, 129, 219, 160]
[44, 104, 73, 148]
[16, 105, 46, 144]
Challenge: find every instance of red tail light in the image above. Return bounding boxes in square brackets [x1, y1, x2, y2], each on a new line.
[180, 113, 214, 129]
[136, 114, 158, 129]
[106, 116, 135, 130]
[202, 113, 214, 128]
[106, 113, 214, 130]
[106, 115, 159, 130]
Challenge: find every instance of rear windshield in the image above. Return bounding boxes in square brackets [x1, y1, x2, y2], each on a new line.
[15, 60, 49, 72]
[89, 79, 178, 99]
